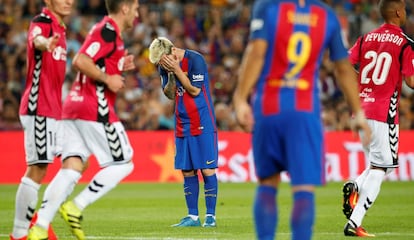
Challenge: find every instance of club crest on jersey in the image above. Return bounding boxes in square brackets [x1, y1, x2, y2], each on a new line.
[176, 86, 186, 96]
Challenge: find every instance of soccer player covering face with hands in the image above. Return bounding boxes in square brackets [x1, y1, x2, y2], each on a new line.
[149, 37, 219, 228]
[343, 0, 414, 237]
[27, 0, 139, 239]
[11, 0, 74, 239]
[233, 0, 371, 239]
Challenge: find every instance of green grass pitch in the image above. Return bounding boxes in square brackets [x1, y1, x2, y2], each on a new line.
[1, 181, 413, 239]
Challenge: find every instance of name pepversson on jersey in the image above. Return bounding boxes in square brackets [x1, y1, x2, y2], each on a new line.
[365, 32, 403, 46]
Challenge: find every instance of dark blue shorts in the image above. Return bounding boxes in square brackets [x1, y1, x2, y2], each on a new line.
[175, 132, 218, 170]
[253, 112, 325, 186]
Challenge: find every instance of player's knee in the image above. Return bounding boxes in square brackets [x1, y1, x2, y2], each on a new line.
[62, 156, 84, 173]
[26, 164, 48, 183]
[385, 167, 395, 175]
[201, 168, 215, 176]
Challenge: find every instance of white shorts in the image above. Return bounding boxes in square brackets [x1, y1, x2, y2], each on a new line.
[20, 115, 62, 165]
[359, 119, 399, 168]
[61, 120, 133, 167]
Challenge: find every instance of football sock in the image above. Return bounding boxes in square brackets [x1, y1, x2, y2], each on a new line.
[355, 168, 369, 192]
[184, 175, 199, 216]
[254, 185, 277, 240]
[36, 169, 81, 229]
[203, 174, 218, 215]
[12, 177, 40, 239]
[350, 169, 385, 227]
[188, 214, 199, 221]
[291, 191, 315, 240]
[74, 162, 134, 211]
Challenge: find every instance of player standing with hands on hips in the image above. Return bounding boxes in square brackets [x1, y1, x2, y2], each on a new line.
[11, 0, 74, 239]
[27, 0, 139, 239]
[233, 0, 371, 239]
[342, 0, 414, 237]
[149, 37, 219, 228]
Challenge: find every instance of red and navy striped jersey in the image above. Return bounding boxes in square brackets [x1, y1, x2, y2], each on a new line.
[349, 24, 414, 124]
[160, 50, 217, 137]
[19, 8, 67, 119]
[63, 16, 125, 123]
[250, 0, 348, 118]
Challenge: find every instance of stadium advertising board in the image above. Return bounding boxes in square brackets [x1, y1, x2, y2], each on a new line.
[0, 131, 413, 183]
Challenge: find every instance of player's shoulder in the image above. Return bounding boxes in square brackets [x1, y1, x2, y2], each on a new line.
[32, 12, 53, 24]
[186, 50, 205, 62]
[401, 32, 414, 49]
[310, 0, 338, 18]
[91, 19, 117, 43]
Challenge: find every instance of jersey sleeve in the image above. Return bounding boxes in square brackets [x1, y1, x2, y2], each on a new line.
[188, 54, 207, 89]
[249, 1, 268, 41]
[348, 37, 362, 65]
[159, 66, 168, 89]
[79, 24, 116, 62]
[327, 11, 349, 62]
[401, 42, 414, 77]
[28, 16, 52, 47]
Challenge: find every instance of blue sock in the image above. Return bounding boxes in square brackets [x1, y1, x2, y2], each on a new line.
[184, 175, 199, 216]
[291, 191, 315, 240]
[203, 174, 218, 215]
[254, 185, 277, 240]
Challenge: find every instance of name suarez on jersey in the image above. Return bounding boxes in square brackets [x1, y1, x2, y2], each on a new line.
[364, 32, 403, 46]
[287, 11, 318, 27]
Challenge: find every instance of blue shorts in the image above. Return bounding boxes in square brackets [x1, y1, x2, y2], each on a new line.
[253, 112, 325, 186]
[175, 132, 218, 170]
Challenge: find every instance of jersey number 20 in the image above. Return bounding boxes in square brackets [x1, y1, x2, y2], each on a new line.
[360, 51, 392, 85]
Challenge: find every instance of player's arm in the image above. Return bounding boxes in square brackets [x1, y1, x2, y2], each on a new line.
[402, 46, 414, 89]
[233, 39, 267, 132]
[333, 58, 371, 145]
[72, 53, 125, 93]
[33, 33, 60, 52]
[122, 50, 136, 71]
[163, 72, 176, 100]
[160, 55, 201, 97]
[405, 76, 414, 88]
[174, 67, 200, 97]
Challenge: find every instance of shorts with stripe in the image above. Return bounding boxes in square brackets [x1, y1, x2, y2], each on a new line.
[20, 115, 61, 165]
[61, 119, 133, 167]
[359, 119, 399, 168]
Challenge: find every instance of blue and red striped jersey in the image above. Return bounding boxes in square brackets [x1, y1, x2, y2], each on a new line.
[250, 0, 348, 119]
[160, 50, 217, 137]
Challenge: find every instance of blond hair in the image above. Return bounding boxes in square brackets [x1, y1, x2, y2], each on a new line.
[148, 37, 174, 64]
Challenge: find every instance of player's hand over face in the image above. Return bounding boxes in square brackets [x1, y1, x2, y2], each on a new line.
[159, 54, 180, 73]
[351, 111, 371, 147]
[105, 74, 125, 93]
[234, 101, 254, 132]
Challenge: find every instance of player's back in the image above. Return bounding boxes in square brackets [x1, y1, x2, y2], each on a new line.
[251, 0, 347, 118]
[349, 23, 414, 123]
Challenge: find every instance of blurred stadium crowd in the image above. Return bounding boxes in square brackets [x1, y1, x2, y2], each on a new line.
[1, 0, 414, 131]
